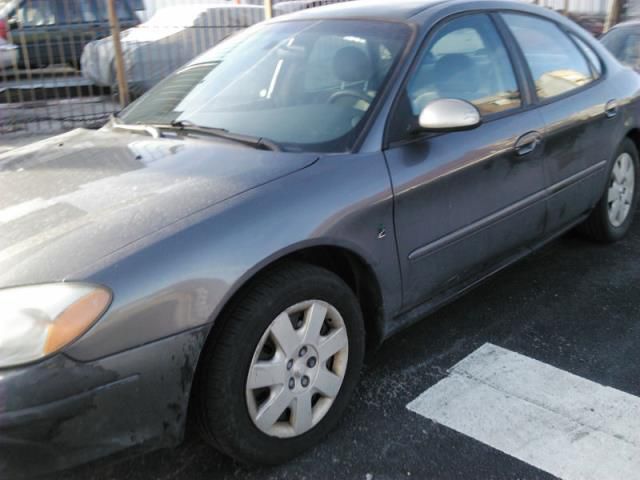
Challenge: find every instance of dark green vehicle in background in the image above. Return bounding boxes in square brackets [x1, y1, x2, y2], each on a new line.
[0, 0, 140, 69]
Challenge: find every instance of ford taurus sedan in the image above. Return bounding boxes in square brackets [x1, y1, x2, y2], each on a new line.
[1, 0, 639, 477]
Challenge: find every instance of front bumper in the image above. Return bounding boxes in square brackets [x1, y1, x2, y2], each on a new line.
[0, 325, 209, 479]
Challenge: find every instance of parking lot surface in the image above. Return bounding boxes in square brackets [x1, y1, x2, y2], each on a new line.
[52, 213, 640, 480]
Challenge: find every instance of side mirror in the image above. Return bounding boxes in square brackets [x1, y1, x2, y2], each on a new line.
[418, 98, 481, 132]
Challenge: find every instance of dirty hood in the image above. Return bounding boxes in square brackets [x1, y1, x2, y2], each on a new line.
[0, 128, 316, 287]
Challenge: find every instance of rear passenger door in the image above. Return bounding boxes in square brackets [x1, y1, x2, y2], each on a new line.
[384, 13, 548, 309]
[500, 13, 616, 234]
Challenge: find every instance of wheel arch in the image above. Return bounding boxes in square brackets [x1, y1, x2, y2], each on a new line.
[203, 243, 386, 358]
[626, 128, 640, 154]
[186, 243, 386, 430]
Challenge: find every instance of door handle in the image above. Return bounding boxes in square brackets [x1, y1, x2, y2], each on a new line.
[605, 100, 618, 118]
[515, 131, 542, 157]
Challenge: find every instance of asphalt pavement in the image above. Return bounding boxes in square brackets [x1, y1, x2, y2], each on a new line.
[48, 211, 640, 480]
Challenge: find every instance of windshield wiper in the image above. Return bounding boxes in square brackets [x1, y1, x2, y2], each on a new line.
[159, 119, 280, 151]
[109, 115, 163, 139]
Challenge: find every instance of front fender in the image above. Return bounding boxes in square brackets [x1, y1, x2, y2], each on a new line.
[64, 151, 402, 362]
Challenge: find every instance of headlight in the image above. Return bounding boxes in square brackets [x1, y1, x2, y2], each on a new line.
[0, 283, 112, 369]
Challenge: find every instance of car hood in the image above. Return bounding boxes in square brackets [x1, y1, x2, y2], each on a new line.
[0, 128, 317, 287]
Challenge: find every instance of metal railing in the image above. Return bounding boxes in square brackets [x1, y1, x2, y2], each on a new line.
[0, 0, 352, 136]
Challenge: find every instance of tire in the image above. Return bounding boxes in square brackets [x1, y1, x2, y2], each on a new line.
[195, 262, 365, 465]
[579, 138, 639, 243]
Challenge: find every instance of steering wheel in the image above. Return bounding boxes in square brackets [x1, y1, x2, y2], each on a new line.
[328, 89, 372, 106]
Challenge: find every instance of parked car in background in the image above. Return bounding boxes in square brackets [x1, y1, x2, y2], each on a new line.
[2, 0, 640, 477]
[601, 21, 640, 70]
[136, 0, 258, 22]
[0, 37, 17, 69]
[81, 4, 263, 95]
[0, 0, 139, 69]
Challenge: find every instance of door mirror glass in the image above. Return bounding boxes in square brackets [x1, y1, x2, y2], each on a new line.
[418, 98, 481, 131]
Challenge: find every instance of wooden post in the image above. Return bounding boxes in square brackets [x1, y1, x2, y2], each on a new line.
[108, 0, 130, 107]
[604, 0, 623, 33]
[264, 0, 273, 19]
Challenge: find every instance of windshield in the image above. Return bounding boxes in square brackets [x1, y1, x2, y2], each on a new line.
[601, 27, 640, 69]
[120, 19, 411, 152]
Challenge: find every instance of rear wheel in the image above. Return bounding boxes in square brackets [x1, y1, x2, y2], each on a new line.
[196, 262, 365, 464]
[580, 138, 638, 243]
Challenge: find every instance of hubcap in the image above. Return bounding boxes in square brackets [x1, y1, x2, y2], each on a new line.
[245, 300, 349, 438]
[608, 152, 635, 227]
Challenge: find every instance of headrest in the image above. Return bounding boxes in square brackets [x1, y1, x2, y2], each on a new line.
[432, 53, 477, 97]
[333, 46, 372, 83]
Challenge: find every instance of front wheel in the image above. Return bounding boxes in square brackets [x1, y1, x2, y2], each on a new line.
[196, 262, 365, 465]
[580, 138, 638, 243]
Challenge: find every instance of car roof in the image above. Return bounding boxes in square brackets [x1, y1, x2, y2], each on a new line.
[276, 0, 451, 21]
[275, 0, 564, 22]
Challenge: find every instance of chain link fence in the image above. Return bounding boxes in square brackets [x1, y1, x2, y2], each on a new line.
[0, 0, 351, 136]
[0, 0, 632, 137]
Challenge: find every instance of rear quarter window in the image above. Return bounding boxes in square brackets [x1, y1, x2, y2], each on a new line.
[570, 34, 603, 77]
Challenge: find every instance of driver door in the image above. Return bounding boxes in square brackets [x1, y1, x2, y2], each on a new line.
[384, 13, 548, 309]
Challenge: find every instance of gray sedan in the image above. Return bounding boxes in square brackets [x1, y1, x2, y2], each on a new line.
[1, 0, 639, 477]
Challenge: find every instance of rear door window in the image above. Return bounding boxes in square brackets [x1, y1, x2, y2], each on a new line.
[58, 0, 97, 24]
[96, 0, 134, 21]
[501, 13, 596, 100]
[15, 0, 56, 26]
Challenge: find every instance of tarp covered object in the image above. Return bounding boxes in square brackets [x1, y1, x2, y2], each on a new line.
[81, 4, 264, 94]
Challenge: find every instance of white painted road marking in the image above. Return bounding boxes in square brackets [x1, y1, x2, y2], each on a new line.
[407, 343, 640, 480]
